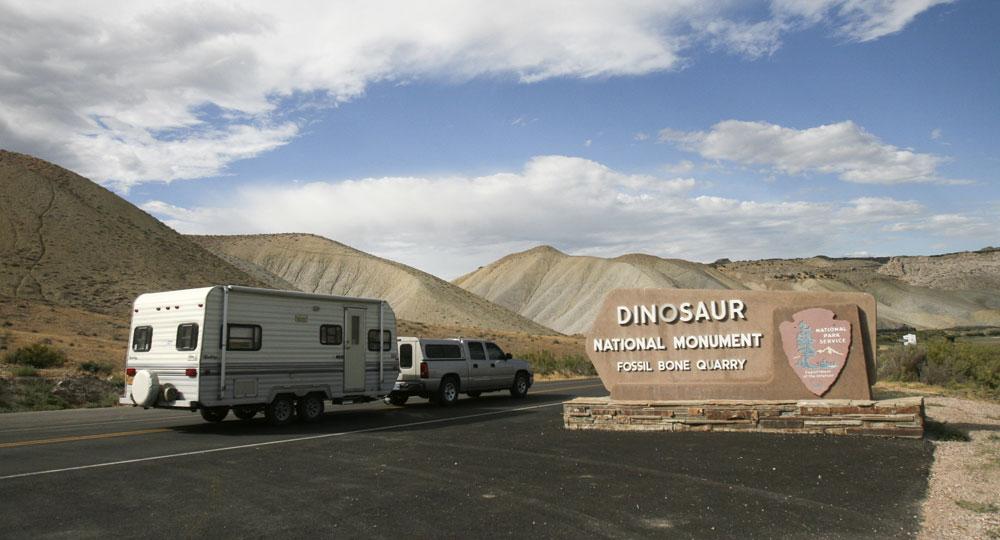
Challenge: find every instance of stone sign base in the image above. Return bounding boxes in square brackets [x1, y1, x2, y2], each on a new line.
[563, 396, 924, 438]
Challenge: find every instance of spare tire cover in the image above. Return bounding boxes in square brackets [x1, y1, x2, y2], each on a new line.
[131, 370, 159, 406]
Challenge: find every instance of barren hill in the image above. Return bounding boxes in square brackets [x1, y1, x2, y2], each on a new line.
[453, 246, 744, 334]
[0, 150, 272, 315]
[456, 247, 1000, 333]
[189, 234, 556, 334]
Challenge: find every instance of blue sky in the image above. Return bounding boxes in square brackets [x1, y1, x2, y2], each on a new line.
[1, 0, 997, 278]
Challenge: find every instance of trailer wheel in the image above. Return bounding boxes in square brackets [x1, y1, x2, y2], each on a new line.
[233, 405, 258, 420]
[437, 376, 460, 406]
[265, 396, 296, 426]
[297, 394, 325, 422]
[510, 372, 529, 398]
[200, 406, 229, 422]
[385, 394, 408, 406]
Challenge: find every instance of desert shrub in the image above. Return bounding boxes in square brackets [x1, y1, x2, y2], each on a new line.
[880, 340, 1000, 397]
[13, 365, 39, 377]
[4, 343, 68, 369]
[80, 361, 113, 375]
[878, 345, 926, 382]
[521, 350, 596, 376]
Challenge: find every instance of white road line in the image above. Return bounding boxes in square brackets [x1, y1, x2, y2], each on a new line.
[0, 401, 566, 481]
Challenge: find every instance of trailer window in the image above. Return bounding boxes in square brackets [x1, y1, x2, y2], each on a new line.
[132, 326, 152, 352]
[320, 324, 343, 345]
[424, 343, 463, 360]
[226, 324, 262, 351]
[368, 329, 392, 351]
[399, 344, 413, 368]
[176, 323, 199, 351]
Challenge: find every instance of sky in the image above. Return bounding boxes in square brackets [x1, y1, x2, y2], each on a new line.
[1, 0, 998, 279]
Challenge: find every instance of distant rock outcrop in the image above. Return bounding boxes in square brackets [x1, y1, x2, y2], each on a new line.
[190, 234, 556, 334]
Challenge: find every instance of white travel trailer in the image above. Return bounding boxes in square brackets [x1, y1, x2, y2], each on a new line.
[120, 285, 398, 425]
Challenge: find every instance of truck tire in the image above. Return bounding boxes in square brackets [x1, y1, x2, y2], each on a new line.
[437, 376, 460, 406]
[297, 394, 325, 423]
[233, 405, 258, 420]
[266, 396, 296, 426]
[510, 372, 529, 398]
[200, 406, 229, 422]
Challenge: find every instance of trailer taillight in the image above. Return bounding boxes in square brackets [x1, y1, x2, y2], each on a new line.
[420, 362, 429, 379]
[126, 368, 136, 376]
[185, 368, 197, 378]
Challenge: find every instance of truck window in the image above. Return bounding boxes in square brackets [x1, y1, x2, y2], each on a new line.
[176, 323, 199, 351]
[132, 326, 152, 352]
[368, 329, 392, 351]
[424, 343, 463, 360]
[399, 343, 413, 368]
[467, 342, 486, 361]
[226, 324, 262, 351]
[320, 324, 343, 345]
[485, 342, 506, 361]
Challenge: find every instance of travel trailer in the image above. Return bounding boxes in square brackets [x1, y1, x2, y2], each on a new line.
[120, 286, 397, 425]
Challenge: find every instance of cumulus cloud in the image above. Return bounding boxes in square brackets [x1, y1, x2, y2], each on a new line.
[660, 120, 952, 184]
[141, 155, 959, 278]
[0, 1, 948, 187]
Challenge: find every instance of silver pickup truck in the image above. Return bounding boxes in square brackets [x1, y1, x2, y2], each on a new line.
[386, 337, 533, 406]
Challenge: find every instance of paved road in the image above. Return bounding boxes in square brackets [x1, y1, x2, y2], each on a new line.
[0, 379, 932, 538]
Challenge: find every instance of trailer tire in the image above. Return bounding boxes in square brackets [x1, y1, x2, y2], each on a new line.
[297, 394, 325, 423]
[200, 406, 229, 422]
[233, 405, 258, 420]
[437, 376, 460, 406]
[266, 396, 296, 426]
[510, 372, 529, 398]
[385, 394, 408, 406]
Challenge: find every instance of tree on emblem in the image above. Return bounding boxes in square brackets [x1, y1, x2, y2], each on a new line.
[796, 320, 816, 368]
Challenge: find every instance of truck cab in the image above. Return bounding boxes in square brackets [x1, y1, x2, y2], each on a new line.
[388, 337, 533, 406]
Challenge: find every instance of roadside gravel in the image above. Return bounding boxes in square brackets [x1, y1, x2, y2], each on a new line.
[919, 397, 1000, 539]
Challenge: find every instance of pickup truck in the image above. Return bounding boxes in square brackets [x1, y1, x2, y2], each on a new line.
[386, 337, 533, 406]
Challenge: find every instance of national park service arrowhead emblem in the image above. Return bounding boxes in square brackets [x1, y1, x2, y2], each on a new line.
[779, 308, 851, 397]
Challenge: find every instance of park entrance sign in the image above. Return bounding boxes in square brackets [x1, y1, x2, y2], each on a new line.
[587, 289, 876, 401]
[567, 289, 924, 437]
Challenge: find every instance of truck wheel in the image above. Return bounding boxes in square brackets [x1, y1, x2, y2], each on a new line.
[233, 405, 258, 420]
[385, 394, 408, 406]
[467, 391, 482, 398]
[200, 406, 229, 422]
[266, 396, 296, 426]
[297, 394, 325, 422]
[510, 372, 529, 398]
[437, 377, 459, 406]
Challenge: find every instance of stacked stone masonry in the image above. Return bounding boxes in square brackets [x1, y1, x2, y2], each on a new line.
[563, 397, 924, 438]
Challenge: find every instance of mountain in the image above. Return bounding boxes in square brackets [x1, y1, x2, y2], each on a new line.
[453, 246, 744, 334]
[189, 234, 556, 334]
[0, 150, 273, 315]
[455, 246, 1000, 334]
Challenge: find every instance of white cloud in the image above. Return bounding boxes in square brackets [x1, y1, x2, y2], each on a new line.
[660, 120, 951, 184]
[884, 214, 993, 236]
[0, 1, 948, 187]
[633, 132, 650, 142]
[772, 0, 954, 42]
[142, 155, 963, 278]
[930, 128, 943, 140]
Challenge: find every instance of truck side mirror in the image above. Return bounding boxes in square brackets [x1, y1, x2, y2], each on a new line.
[505, 353, 512, 360]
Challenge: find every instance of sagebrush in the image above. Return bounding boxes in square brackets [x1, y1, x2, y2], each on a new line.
[4, 343, 68, 369]
[519, 350, 596, 376]
[879, 339, 1000, 397]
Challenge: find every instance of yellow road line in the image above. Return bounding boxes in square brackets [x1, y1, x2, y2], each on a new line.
[0, 428, 171, 449]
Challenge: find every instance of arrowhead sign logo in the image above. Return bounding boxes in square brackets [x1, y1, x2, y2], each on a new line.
[779, 308, 851, 397]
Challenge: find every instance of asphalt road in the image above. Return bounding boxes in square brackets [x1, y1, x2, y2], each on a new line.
[0, 379, 933, 539]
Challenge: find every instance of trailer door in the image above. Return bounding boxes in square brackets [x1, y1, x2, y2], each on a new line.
[344, 307, 366, 392]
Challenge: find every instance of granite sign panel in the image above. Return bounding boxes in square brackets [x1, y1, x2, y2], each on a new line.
[586, 289, 876, 401]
